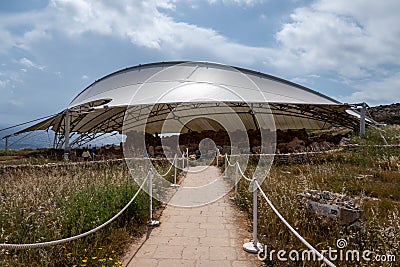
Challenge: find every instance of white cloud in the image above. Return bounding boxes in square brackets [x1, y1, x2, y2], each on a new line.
[292, 73, 320, 85]
[0, 0, 399, 107]
[273, 0, 400, 78]
[38, 0, 271, 65]
[207, 0, 266, 5]
[1, 1, 399, 78]
[340, 73, 400, 105]
[19, 57, 45, 71]
[0, 79, 6, 89]
[0, 0, 270, 66]
[266, 0, 400, 104]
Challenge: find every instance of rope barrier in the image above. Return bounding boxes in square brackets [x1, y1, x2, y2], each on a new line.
[225, 154, 236, 167]
[0, 171, 150, 250]
[224, 154, 336, 266]
[235, 162, 252, 182]
[158, 154, 177, 177]
[366, 108, 388, 145]
[255, 180, 336, 267]
[224, 154, 252, 181]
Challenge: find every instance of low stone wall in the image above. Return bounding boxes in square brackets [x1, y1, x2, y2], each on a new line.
[5, 143, 398, 171]
[0, 159, 125, 172]
[273, 151, 323, 165]
[0, 157, 177, 172]
[343, 144, 400, 150]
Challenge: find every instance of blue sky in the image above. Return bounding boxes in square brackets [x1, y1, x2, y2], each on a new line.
[1, 0, 400, 128]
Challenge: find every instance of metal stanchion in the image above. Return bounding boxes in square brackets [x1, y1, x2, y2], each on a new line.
[148, 171, 160, 226]
[243, 178, 262, 253]
[234, 162, 238, 199]
[186, 148, 189, 169]
[223, 154, 227, 178]
[171, 155, 180, 187]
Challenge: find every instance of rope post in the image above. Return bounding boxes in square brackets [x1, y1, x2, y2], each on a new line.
[182, 151, 185, 169]
[148, 171, 159, 226]
[234, 162, 238, 199]
[243, 178, 262, 253]
[216, 149, 219, 166]
[174, 156, 177, 183]
[223, 154, 227, 178]
[171, 155, 180, 188]
[186, 148, 189, 169]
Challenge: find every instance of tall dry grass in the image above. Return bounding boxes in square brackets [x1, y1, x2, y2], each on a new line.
[0, 159, 177, 267]
[231, 147, 399, 266]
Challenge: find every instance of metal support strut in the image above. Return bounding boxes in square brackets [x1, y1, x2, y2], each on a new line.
[360, 102, 366, 138]
[64, 109, 71, 161]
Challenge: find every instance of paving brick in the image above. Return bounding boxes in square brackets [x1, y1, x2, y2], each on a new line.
[125, 166, 260, 267]
[182, 246, 210, 260]
[127, 258, 159, 266]
[188, 215, 208, 223]
[195, 260, 233, 267]
[199, 222, 226, 230]
[199, 237, 230, 246]
[207, 228, 230, 238]
[183, 228, 207, 238]
[157, 259, 196, 267]
[233, 260, 259, 267]
[151, 227, 184, 237]
[175, 220, 201, 228]
[209, 246, 237, 260]
[133, 243, 158, 258]
[154, 245, 184, 259]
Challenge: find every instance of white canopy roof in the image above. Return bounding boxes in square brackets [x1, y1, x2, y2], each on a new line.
[70, 61, 339, 108]
[15, 61, 359, 147]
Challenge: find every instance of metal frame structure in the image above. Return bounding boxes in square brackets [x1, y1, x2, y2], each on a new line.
[42, 102, 360, 149]
[3, 61, 369, 150]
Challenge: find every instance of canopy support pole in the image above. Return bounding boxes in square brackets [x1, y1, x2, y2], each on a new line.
[64, 109, 70, 161]
[360, 102, 366, 138]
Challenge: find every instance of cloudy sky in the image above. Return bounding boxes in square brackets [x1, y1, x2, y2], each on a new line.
[1, 0, 399, 127]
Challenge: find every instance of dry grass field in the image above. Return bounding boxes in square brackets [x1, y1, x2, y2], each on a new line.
[0, 160, 175, 267]
[233, 126, 400, 266]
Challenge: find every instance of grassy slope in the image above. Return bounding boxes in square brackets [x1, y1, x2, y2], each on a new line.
[233, 126, 399, 267]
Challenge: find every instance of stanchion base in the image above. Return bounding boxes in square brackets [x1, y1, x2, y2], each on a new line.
[170, 184, 180, 188]
[243, 241, 263, 254]
[148, 220, 160, 227]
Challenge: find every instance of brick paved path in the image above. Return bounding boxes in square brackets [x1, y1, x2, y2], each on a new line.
[124, 166, 260, 267]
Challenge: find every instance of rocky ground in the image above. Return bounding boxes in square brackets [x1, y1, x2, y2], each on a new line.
[368, 103, 400, 125]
